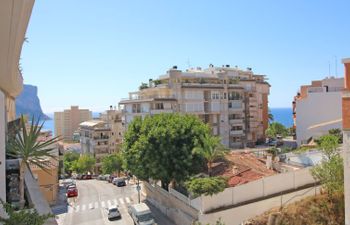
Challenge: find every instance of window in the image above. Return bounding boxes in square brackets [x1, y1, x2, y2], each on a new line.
[155, 103, 164, 110]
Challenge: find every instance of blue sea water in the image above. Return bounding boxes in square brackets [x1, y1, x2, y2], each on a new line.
[270, 108, 293, 128]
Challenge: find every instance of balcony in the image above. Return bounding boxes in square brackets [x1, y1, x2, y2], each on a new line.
[182, 83, 223, 88]
[229, 119, 244, 124]
[230, 130, 244, 136]
[93, 135, 109, 140]
[150, 109, 174, 114]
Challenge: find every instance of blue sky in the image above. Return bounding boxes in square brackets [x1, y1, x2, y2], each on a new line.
[21, 0, 350, 113]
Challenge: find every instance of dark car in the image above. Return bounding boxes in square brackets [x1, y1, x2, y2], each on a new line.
[85, 174, 92, 179]
[116, 180, 126, 187]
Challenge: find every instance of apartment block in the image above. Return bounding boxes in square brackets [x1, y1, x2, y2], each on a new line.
[54, 106, 92, 141]
[293, 77, 343, 145]
[119, 65, 270, 149]
[79, 120, 115, 174]
[0, 0, 35, 203]
[99, 107, 123, 152]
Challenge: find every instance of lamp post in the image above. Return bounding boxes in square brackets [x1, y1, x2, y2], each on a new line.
[136, 178, 141, 203]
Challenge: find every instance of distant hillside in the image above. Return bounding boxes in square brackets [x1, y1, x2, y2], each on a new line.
[16, 84, 50, 120]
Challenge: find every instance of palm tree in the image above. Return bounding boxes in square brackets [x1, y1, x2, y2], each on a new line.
[194, 135, 228, 176]
[6, 115, 61, 206]
[268, 108, 274, 124]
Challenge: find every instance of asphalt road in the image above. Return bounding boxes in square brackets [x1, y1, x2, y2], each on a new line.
[54, 179, 174, 225]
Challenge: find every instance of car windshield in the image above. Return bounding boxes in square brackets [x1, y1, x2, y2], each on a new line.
[138, 213, 153, 222]
[109, 208, 118, 213]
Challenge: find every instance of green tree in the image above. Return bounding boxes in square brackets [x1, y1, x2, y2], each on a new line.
[265, 122, 288, 138]
[73, 154, 96, 174]
[63, 151, 80, 176]
[268, 108, 274, 124]
[193, 135, 227, 176]
[123, 113, 211, 190]
[101, 153, 124, 175]
[139, 82, 149, 90]
[328, 128, 343, 144]
[193, 218, 225, 225]
[0, 199, 53, 225]
[186, 177, 227, 197]
[6, 116, 61, 207]
[311, 135, 343, 198]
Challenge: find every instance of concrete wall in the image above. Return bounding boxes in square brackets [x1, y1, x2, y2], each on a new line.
[143, 182, 198, 225]
[0, 90, 5, 202]
[198, 168, 315, 213]
[198, 186, 320, 225]
[296, 91, 342, 145]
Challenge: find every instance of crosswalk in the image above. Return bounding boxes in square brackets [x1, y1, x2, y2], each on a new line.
[67, 197, 133, 214]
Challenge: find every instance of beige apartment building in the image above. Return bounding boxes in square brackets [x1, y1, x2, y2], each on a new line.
[79, 120, 115, 174]
[119, 65, 270, 149]
[0, 0, 35, 203]
[54, 106, 92, 141]
[292, 77, 343, 145]
[100, 107, 123, 152]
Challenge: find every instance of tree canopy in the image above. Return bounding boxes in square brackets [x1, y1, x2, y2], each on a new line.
[73, 154, 96, 174]
[101, 153, 124, 175]
[265, 122, 288, 138]
[123, 113, 210, 190]
[186, 177, 227, 197]
[311, 134, 343, 198]
[63, 151, 80, 175]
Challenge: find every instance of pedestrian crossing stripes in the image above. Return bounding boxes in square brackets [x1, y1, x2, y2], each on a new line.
[66, 197, 133, 214]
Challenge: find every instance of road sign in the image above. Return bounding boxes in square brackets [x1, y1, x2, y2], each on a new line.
[136, 186, 141, 191]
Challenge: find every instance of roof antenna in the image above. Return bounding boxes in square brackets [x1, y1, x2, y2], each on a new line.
[186, 58, 191, 69]
[328, 61, 331, 77]
[335, 55, 338, 77]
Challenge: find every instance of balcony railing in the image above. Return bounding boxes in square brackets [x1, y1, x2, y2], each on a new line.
[230, 130, 244, 135]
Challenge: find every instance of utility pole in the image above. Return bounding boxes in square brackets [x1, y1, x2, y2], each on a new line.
[137, 178, 141, 203]
[342, 58, 350, 225]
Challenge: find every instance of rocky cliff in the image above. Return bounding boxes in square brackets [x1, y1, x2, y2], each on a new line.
[16, 84, 50, 120]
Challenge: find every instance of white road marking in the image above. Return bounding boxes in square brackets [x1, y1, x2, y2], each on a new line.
[107, 200, 112, 207]
[94, 202, 99, 209]
[119, 198, 124, 205]
[101, 201, 105, 208]
[68, 206, 74, 213]
[75, 205, 80, 212]
[89, 203, 93, 209]
[82, 204, 86, 211]
[125, 197, 131, 203]
[113, 199, 118, 206]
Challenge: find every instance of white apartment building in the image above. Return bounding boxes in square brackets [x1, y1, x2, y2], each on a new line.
[54, 106, 92, 141]
[119, 65, 270, 149]
[79, 120, 114, 174]
[293, 77, 344, 145]
[0, 0, 34, 203]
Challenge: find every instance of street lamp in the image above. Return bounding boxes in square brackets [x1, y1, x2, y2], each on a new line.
[136, 178, 141, 203]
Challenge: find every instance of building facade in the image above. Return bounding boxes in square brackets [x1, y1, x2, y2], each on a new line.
[293, 77, 343, 145]
[54, 106, 92, 141]
[0, 0, 35, 203]
[100, 107, 123, 152]
[79, 120, 115, 174]
[119, 65, 270, 148]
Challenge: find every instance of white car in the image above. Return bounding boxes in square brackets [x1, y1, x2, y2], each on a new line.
[107, 206, 121, 220]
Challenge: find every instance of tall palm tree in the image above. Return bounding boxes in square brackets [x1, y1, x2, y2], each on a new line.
[193, 135, 228, 176]
[6, 115, 61, 206]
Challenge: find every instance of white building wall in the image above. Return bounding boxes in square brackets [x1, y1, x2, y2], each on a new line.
[0, 90, 5, 201]
[296, 91, 342, 145]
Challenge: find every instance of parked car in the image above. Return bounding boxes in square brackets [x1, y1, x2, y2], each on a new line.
[67, 187, 78, 198]
[62, 179, 75, 188]
[116, 180, 126, 187]
[107, 206, 121, 221]
[85, 174, 92, 179]
[103, 174, 110, 181]
[97, 175, 104, 180]
[108, 176, 115, 183]
[112, 177, 126, 186]
[128, 203, 156, 225]
[66, 183, 77, 190]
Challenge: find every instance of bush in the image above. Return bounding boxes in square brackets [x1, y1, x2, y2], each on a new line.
[186, 177, 227, 197]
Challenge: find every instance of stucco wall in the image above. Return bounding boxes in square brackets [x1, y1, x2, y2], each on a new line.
[296, 91, 342, 145]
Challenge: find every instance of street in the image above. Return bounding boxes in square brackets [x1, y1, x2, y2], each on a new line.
[53, 179, 175, 225]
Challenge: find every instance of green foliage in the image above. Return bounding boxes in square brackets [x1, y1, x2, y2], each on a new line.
[153, 79, 162, 85]
[63, 151, 79, 175]
[186, 177, 227, 197]
[101, 153, 124, 175]
[311, 134, 343, 197]
[6, 115, 61, 173]
[268, 108, 274, 124]
[123, 113, 211, 190]
[139, 82, 149, 90]
[265, 122, 288, 138]
[73, 154, 96, 174]
[328, 128, 343, 144]
[193, 135, 228, 176]
[0, 199, 53, 225]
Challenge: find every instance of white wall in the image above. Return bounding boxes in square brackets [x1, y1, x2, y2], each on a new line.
[296, 91, 342, 145]
[0, 90, 5, 201]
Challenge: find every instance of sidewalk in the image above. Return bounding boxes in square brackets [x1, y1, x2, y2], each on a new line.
[51, 184, 68, 215]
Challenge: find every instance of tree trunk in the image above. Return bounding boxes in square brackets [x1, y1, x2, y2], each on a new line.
[161, 180, 169, 191]
[207, 161, 212, 177]
[19, 161, 26, 208]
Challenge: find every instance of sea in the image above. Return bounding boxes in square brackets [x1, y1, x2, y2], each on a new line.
[42, 108, 293, 136]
